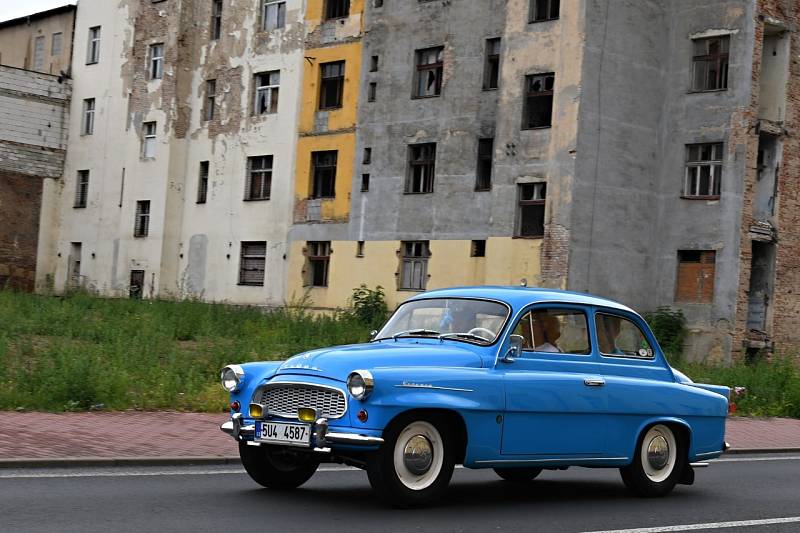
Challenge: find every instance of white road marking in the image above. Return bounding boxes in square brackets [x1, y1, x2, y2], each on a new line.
[582, 516, 800, 533]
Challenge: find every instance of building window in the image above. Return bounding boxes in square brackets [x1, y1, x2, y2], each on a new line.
[684, 143, 723, 198]
[676, 250, 716, 303]
[471, 240, 486, 258]
[484, 38, 501, 90]
[254, 70, 280, 115]
[414, 47, 444, 98]
[363, 147, 372, 165]
[33, 36, 45, 72]
[325, 0, 350, 20]
[523, 73, 555, 129]
[211, 0, 223, 40]
[368, 82, 377, 102]
[245, 155, 273, 200]
[130, 270, 144, 299]
[476, 138, 493, 191]
[149, 43, 164, 80]
[197, 161, 209, 204]
[134, 200, 150, 237]
[306, 241, 331, 287]
[406, 143, 436, 194]
[361, 174, 370, 192]
[69, 243, 82, 288]
[263, 0, 286, 31]
[51, 32, 63, 57]
[357, 241, 365, 257]
[529, 0, 560, 22]
[400, 241, 430, 291]
[692, 36, 729, 92]
[370, 55, 379, 72]
[87, 26, 101, 64]
[74, 170, 89, 208]
[204, 80, 216, 121]
[142, 122, 157, 158]
[517, 183, 546, 238]
[311, 151, 337, 199]
[239, 242, 267, 286]
[319, 61, 345, 110]
[82, 98, 95, 135]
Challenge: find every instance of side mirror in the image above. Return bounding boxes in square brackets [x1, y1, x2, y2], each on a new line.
[502, 334, 525, 363]
[369, 330, 378, 341]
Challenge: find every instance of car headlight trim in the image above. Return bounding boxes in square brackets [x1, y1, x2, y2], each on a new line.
[221, 364, 245, 392]
[347, 370, 374, 400]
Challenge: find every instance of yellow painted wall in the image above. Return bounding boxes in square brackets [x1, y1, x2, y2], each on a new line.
[295, 133, 356, 221]
[287, 238, 542, 310]
[304, 0, 365, 30]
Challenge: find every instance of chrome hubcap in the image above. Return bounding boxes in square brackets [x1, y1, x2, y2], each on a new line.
[647, 435, 670, 470]
[403, 435, 434, 475]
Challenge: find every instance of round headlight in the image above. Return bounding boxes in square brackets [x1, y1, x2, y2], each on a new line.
[220, 364, 245, 392]
[347, 370, 374, 400]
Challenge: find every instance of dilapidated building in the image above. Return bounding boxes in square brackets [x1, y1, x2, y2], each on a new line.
[34, 0, 800, 361]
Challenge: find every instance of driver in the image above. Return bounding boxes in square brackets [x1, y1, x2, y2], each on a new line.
[533, 314, 562, 353]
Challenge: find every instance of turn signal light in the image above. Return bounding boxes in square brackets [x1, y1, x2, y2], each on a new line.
[298, 408, 317, 423]
[230, 401, 241, 412]
[729, 402, 737, 414]
[249, 403, 265, 418]
[357, 410, 369, 423]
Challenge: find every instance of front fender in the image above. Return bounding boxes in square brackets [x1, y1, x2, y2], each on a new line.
[228, 361, 283, 410]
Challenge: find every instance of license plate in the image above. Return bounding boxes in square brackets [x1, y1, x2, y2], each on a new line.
[255, 421, 311, 447]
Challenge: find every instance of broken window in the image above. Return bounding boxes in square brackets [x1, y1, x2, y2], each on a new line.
[484, 38, 501, 90]
[516, 183, 546, 238]
[87, 26, 101, 64]
[74, 170, 89, 208]
[400, 241, 430, 291]
[476, 138, 494, 191]
[254, 71, 280, 114]
[245, 155, 273, 201]
[142, 122, 157, 158]
[239, 242, 267, 286]
[361, 174, 370, 192]
[414, 47, 443, 98]
[197, 161, 209, 204]
[204, 79, 216, 121]
[319, 61, 345, 109]
[311, 151, 338, 198]
[263, 0, 286, 31]
[129, 269, 144, 299]
[471, 240, 486, 258]
[134, 200, 150, 238]
[82, 98, 95, 135]
[692, 36, 729, 91]
[149, 43, 164, 80]
[69, 243, 82, 289]
[684, 143, 723, 198]
[523, 73, 555, 129]
[675, 250, 716, 303]
[306, 241, 331, 287]
[33, 36, 45, 72]
[211, 0, 223, 40]
[529, 0, 560, 22]
[325, 0, 350, 19]
[406, 143, 436, 194]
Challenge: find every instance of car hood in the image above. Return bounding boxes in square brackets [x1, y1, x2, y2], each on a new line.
[275, 341, 485, 382]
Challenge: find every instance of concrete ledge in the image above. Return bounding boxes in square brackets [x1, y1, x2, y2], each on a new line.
[725, 447, 800, 455]
[0, 456, 241, 469]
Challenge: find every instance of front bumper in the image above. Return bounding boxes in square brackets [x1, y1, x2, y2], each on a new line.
[220, 414, 384, 448]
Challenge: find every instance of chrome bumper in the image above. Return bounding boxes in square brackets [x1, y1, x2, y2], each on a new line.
[219, 415, 383, 447]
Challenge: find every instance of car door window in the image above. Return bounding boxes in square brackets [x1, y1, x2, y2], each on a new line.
[512, 308, 590, 355]
[595, 313, 654, 358]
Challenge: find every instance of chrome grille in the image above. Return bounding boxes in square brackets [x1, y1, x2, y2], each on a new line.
[257, 384, 347, 419]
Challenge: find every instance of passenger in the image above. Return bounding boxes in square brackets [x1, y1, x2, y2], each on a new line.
[597, 316, 624, 355]
[534, 314, 562, 353]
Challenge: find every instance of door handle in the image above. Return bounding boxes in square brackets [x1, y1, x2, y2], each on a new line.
[584, 378, 605, 387]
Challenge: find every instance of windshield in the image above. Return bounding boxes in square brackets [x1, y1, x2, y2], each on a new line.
[375, 298, 510, 344]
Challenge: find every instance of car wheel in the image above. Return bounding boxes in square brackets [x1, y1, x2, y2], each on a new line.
[239, 442, 320, 489]
[366, 415, 456, 507]
[620, 424, 685, 497]
[493, 467, 543, 482]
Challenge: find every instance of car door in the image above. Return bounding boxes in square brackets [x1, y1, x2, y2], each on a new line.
[500, 305, 608, 456]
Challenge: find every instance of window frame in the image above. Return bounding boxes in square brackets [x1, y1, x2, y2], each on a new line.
[245, 155, 274, 201]
[483, 38, 501, 90]
[529, 0, 560, 23]
[683, 142, 723, 199]
[406, 142, 436, 194]
[238, 241, 267, 286]
[523, 73, 555, 129]
[82, 98, 95, 135]
[399, 240, 430, 291]
[86, 26, 101, 64]
[516, 182, 546, 238]
[311, 150, 338, 199]
[134, 200, 151, 238]
[691, 36, 729, 93]
[414, 46, 444, 99]
[74, 170, 89, 208]
[262, 0, 287, 31]
[306, 241, 332, 287]
[142, 121, 157, 158]
[319, 61, 345, 110]
[33, 35, 45, 72]
[324, 0, 350, 20]
[211, 0, 223, 40]
[675, 250, 716, 304]
[476, 138, 494, 191]
[51, 32, 63, 57]
[148, 43, 164, 80]
[512, 305, 592, 356]
[204, 79, 216, 121]
[594, 311, 656, 361]
[197, 161, 209, 204]
[254, 70, 280, 115]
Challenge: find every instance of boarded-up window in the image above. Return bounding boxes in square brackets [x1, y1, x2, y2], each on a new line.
[675, 250, 716, 303]
[134, 200, 150, 237]
[414, 47, 443, 98]
[319, 61, 345, 109]
[400, 241, 429, 291]
[406, 143, 436, 193]
[245, 156, 273, 200]
[74, 170, 89, 208]
[692, 36, 729, 92]
[306, 241, 331, 287]
[311, 151, 337, 198]
[239, 241, 267, 286]
[517, 183, 546, 237]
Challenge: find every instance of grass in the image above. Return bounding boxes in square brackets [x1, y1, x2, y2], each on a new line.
[0, 290, 369, 412]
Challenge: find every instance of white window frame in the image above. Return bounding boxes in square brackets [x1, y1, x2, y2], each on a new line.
[87, 26, 101, 64]
[142, 122, 157, 158]
[82, 98, 95, 135]
[33, 35, 45, 72]
[262, 0, 286, 31]
[254, 70, 280, 115]
[684, 143, 723, 198]
[149, 43, 164, 80]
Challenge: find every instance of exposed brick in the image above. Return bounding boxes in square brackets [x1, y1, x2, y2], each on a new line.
[0, 170, 43, 291]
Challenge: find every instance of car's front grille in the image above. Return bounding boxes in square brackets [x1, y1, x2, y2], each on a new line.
[255, 383, 347, 419]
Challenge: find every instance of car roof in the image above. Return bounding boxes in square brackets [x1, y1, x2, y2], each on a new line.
[408, 286, 638, 315]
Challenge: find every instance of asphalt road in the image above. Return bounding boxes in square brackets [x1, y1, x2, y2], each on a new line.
[1, 454, 799, 533]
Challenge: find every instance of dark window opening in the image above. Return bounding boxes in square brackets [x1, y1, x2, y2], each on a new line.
[204, 79, 216, 121]
[523, 73, 555, 129]
[307, 241, 331, 287]
[245, 155, 273, 201]
[471, 240, 486, 258]
[400, 241, 429, 290]
[363, 147, 372, 165]
[484, 38, 501, 90]
[517, 183, 546, 238]
[239, 241, 267, 286]
[325, 0, 350, 19]
[476, 138, 494, 191]
[414, 47, 443, 98]
[319, 61, 345, 109]
[74, 170, 89, 208]
[130, 270, 144, 299]
[406, 143, 436, 194]
[368, 82, 377, 102]
[197, 161, 209, 204]
[312, 151, 338, 198]
[134, 200, 150, 237]
[211, 0, 223, 39]
[684, 142, 723, 198]
[254, 70, 280, 114]
[357, 241, 365, 257]
[361, 174, 370, 192]
[530, 0, 560, 22]
[370, 55, 379, 72]
[692, 36, 729, 91]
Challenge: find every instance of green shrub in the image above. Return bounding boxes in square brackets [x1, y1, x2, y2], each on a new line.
[350, 284, 388, 330]
[643, 306, 687, 358]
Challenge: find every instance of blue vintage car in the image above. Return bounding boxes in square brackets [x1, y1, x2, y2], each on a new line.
[220, 287, 729, 506]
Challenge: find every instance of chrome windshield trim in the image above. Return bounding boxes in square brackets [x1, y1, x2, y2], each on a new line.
[394, 383, 474, 393]
[251, 381, 348, 420]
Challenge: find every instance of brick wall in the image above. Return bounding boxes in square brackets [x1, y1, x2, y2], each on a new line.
[0, 170, 43, 291]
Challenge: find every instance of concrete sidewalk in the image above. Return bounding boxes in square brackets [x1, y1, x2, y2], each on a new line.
[0, 412, 798, 467]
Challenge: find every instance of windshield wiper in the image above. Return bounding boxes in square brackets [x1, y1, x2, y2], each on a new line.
[389, 329, 441, 341]
[438, 332, 492, 344]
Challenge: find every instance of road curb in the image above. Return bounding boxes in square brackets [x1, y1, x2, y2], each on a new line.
[0, 456, 242, 469]
[725, 447, 800, 455]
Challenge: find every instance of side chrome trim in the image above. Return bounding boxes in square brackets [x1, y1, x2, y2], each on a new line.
[251, 380, 349, 420]
[690, 462, 710, 468]
[324, 432, 384, 446]
[475, 456, 628, 465]
[394, 383, 474, 393]
[695, 450, 724, 458]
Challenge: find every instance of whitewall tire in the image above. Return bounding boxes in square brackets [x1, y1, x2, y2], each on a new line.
[620, 423, 685, 497]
